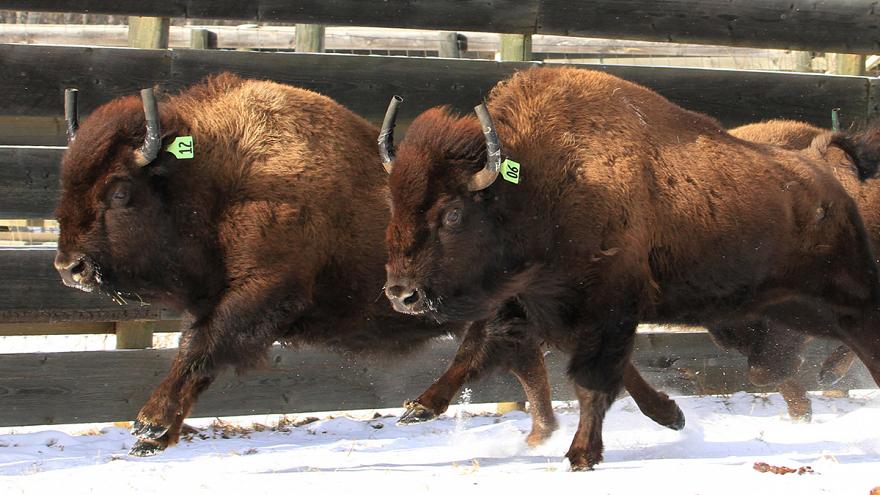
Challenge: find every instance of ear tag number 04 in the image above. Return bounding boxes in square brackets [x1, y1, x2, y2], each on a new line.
[166, 136, 194, 159]
[501, 158, 521, 184]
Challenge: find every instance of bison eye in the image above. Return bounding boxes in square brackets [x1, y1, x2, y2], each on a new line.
[443, 208, 462, 228]
[108, 182, 131, 209]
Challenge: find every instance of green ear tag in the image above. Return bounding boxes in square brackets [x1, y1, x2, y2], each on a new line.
[165, 136, 194, 159]
[501, 158, 521, 184]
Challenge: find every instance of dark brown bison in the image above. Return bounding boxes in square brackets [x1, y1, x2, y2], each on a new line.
[53, 73, 679, 456]
[716, 119, 880, 419]
[381, 66, 880, 470]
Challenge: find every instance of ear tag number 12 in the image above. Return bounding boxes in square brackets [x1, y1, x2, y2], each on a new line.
[166, 136, 194, 159]
[501, 158, 521, 184]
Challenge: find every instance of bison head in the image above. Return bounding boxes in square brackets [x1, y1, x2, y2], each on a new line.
[54, 88, 212, 306]
[379, 99, 531, 322]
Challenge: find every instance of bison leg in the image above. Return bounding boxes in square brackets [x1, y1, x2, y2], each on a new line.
[509, 339, 558, 446]
[623, 362, 685, 430]
[818, 345, 856, 386]
[130, 339, 218, 456]
[399, 316, 559, 446]
[778, 377, 812, 421]
[835, 311, 880, 389]
[565, 317, 637, 471]
[398, 320, 491, 424]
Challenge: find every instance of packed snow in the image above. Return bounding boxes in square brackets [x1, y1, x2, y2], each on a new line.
[1, 390, 878, 494]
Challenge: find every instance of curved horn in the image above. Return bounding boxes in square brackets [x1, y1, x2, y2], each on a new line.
[64, 89, 78, 142]
[468, 104, 501, 191]
[134, 88, 162, 167]
[378, 95, 403, 173]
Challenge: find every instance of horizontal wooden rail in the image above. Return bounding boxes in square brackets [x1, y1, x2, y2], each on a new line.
[3, 0, 879, 54]
[0, 248, 176, 323]
[0, 320, 180, 336]
[0, 24, 808, 58]
[0, 331, 870, 427]
[0, 45, 874, 146]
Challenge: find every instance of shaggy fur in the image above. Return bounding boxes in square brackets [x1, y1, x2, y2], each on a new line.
[55, 74, 567, 455]
[385, 66, 880, 470]
[721, 119, 880, 418]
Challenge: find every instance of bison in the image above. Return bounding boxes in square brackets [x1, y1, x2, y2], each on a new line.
[380, 66, 880, 470]
[713, 119, 880, 419]
[53, 73, 680, 456]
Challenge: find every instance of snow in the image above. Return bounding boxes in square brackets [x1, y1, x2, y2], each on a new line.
[1, 391, 878, 495]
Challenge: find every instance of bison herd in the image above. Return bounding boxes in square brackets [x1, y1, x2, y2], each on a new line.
[54, 66, 880, 470]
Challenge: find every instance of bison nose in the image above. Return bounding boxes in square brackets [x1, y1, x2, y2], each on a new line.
[54, 251, 92, 287]
[385, 279, 423, 313]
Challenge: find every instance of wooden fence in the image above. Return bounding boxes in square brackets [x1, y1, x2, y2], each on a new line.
[5, 0, 880, 53]
[0, 1, 878, 427]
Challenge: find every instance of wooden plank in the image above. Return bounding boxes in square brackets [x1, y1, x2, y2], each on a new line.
[189, 28, 217, 50]
[0, 248, 172, 323]
[0, 45, 171, 119]
[0, 25, 814, 57]
[5, 0, 880, 53]
[115, 321, 157, 349]
[0, 45, 871, 146]
[0, 146, 64, 218]
[0, 332, 872, 427]
[0, 320, 179, 337]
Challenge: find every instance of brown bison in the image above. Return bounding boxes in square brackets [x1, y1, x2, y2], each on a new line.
[381, 66, 880, 470]
[53, 73, 679, 456]
[716, 119, 880, 419]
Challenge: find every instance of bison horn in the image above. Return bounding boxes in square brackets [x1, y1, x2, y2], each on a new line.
[64, 89, 78, 142]
[378, 95, 403, 173]
[134, 88, 162, 167]
[468, 104, 501, 191]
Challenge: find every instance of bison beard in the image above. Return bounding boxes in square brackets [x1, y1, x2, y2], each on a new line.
[53, 73, 682, 457]
[384, 66, 880, 471]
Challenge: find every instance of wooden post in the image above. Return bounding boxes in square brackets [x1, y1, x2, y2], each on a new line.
[499, 33, 532, 61]
[127, 16, 170, 49]
[115, 321, 156, 349]
[829, 53, 866, 76]
[792, 51, 814, 73]
[190, 28, 217, 49]
[295, 24, 325, 53]
[439, 31, 465, 58]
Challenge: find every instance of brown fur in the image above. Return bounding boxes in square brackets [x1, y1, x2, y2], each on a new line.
[385, 66, 880, 470]
[721, 119, 880, 417]
[55, 74, 564, 455]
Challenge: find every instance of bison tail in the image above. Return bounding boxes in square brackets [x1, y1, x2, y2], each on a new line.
[830, 122, 880, 181]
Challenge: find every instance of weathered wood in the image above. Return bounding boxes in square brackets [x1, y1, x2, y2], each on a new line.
[829, 53, 867, 76]
[189, 28, 217, 50]
[0, 146, 64, 218]
[115, 321, 156, 349]
[0, 248, 173, 323]
[0, 45, 872, 147]
[295, 24, 325, 53]
[127, 16, 169, 49]
[0, 24, 813, 58]
[0, 320, 179, 337]
[438, 32, 462, 59]
[5, 0, 880, 54]
[499, 33, 532, 61]
[0, 332, 871, 427]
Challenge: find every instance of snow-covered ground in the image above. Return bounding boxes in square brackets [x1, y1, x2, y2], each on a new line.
[1, 391, 878, 494]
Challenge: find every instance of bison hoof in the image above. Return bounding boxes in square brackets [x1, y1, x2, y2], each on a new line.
[664, 403, 686, 431]
[566, 452, 600, 472]
[129, 438, 166, 457]
[131, 418, 170, 440]
[397, 400, 438, 425]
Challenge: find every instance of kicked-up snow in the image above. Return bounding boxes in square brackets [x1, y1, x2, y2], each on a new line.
[0, 391, 878, 494]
